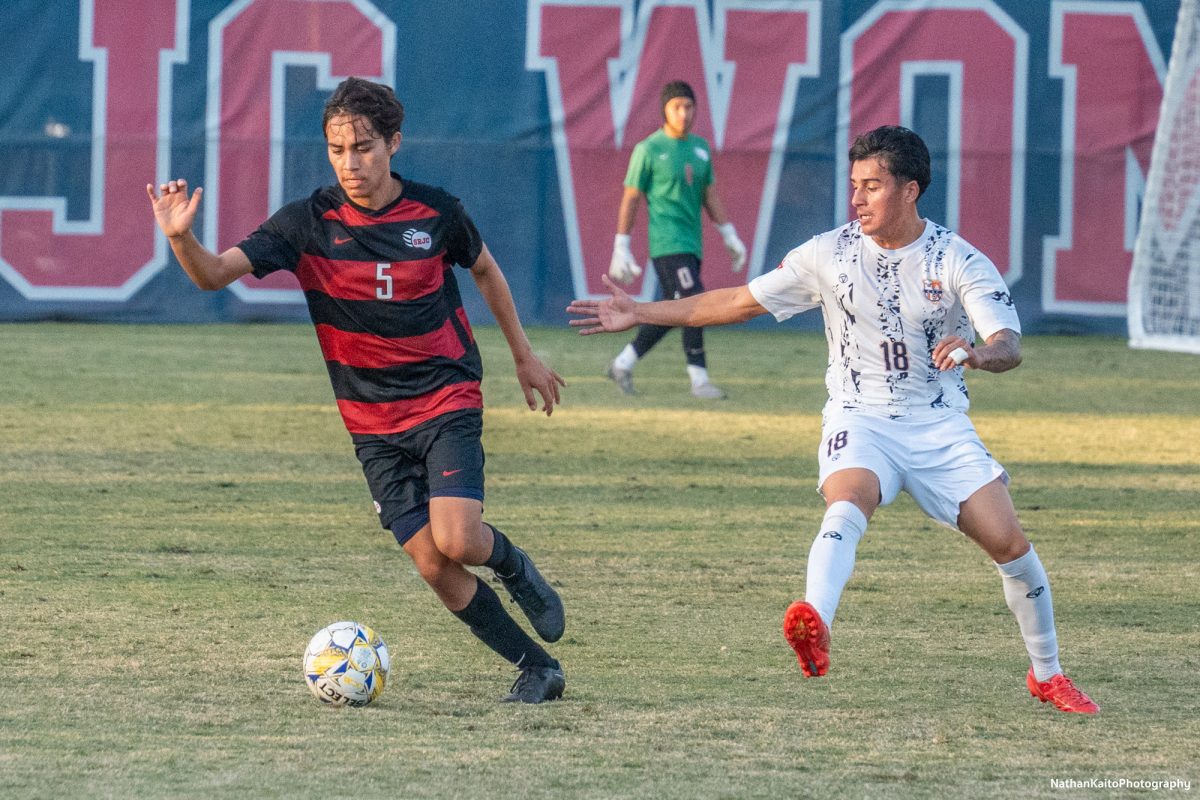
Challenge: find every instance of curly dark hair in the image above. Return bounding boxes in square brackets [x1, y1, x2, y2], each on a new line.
[848, 125, 931, 198]
[322, 77, 404, 141]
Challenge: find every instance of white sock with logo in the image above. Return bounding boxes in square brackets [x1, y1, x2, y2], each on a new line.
[805, 500, 868, 628]
[686, 364, 709, 387]
[613, 344, 638, 371]
[995, 546, 1062, 681]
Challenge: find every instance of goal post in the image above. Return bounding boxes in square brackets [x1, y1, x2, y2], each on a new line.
[1129, 0, 1200, 354]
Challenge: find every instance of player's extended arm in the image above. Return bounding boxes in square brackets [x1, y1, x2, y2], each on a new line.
[567, 274, 767, 334]
[616, 186, 642, 235]
[146, 179, 253, 290]
[608, 187, 646, 285]
[703, 184, 746, 272]
[470, 243, 565, 416]
[932, 328, 1022, 373]
[702, 183, 729, 227]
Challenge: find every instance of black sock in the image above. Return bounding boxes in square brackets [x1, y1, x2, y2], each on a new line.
[452, 576, 556, 668]
[483, 523, 521, 576]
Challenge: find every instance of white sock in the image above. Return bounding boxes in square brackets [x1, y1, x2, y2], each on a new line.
[686, 365, 709, 387]
[996, 546, 1062, 681]
[613, 344, 638, 371]
[804, 501, 868, 628]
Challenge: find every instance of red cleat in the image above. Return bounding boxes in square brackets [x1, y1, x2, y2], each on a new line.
[1026, 668, 1100, 714]
[783, 601, 830, 677]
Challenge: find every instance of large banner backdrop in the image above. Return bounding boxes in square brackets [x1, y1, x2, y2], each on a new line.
[0, 0, 1178, 332]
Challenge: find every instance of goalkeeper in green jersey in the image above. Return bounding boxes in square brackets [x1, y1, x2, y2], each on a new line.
[606, 80, 746, 399]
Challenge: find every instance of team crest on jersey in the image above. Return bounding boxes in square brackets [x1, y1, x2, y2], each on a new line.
[923, 279, 944, 303]
[693, 146, 709, 162]
[403, 229, 432, 250]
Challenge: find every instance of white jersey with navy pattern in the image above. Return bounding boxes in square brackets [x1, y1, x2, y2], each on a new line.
[748, 219, 1020, 417]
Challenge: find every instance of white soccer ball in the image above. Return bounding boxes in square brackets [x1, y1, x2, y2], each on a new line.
[302, 621, 390, 707]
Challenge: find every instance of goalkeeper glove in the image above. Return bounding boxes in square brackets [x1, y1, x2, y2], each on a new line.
[608, 233, 643, 285]
[717, 223, 747, 273]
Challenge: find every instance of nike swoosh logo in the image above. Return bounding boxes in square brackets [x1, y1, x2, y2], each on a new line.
[334, 236, 353, 245]
[441, 469, 463, 477]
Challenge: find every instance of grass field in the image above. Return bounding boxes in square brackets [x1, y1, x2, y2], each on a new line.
[2, 322, 1197, 799]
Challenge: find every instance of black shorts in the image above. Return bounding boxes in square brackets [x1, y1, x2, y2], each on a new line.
[352, 409, 485, 545]
[650, 252, 704, 299]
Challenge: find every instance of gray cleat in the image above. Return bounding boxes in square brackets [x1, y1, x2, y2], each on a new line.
[691, 381, 726, 399]
[607, 362, 636, 395]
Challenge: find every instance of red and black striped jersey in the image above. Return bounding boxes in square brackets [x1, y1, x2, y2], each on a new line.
[237, 176, 485, 435]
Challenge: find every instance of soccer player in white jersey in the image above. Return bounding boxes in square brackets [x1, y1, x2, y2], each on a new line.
[567, 125, 1098, 714]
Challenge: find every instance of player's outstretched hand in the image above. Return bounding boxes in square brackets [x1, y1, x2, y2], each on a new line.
[515, 354, 566, 416]
[566, 274, 638, 335]
[146, 179, 202, 239]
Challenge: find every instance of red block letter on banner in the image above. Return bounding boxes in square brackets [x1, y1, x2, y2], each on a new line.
[838, 1, 1028, 282]
[0, 0, 186, 300]
[528, 0, 819, 299]
[206, 0, 394, 303]
[1043, 3, 1164, 314]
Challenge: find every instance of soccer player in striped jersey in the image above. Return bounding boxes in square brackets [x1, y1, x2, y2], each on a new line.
[568, 125, 1098, 714]
[147, 77, 567, 704]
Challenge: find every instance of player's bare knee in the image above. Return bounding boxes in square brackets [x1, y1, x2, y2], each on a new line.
[824, 491, 877, 519]
[994, 533, 1031, 564]
[820, 469, 880, 518]
[432, 535, 474, 564]
[967, 526, 1029, 564]
[433, 521, 494, 564]
[408, 550, 452, 586]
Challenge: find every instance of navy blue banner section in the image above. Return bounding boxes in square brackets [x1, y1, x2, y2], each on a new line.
[0, 0, 1180, 333]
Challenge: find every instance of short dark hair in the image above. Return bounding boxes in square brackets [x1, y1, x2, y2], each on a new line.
[848, 125, 931, 198]
[322, 77, 404, 141]
[660, 80, 696, 113]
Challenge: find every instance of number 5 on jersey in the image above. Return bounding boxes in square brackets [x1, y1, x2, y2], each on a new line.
[376, 263, 393, 300]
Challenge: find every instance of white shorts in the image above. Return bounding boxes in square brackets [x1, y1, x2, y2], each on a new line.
[817, 409, 1008, 531]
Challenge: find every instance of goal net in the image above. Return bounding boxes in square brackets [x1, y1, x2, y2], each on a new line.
[1129, 0, 1200, 354]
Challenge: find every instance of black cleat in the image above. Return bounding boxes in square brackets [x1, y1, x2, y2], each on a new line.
[496, 547, 565, 642]
[502, 663, 565, 704]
